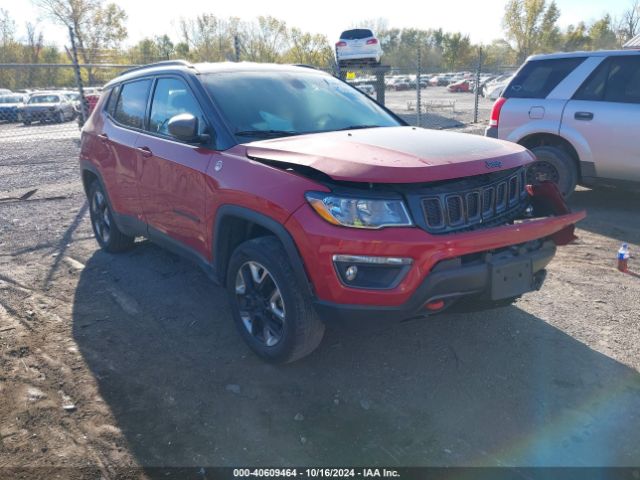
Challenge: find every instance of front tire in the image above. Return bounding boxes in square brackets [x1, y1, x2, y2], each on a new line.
[528, 146, 578, 198]
[88, 181, 135, 253]
[226, 236, 325, 363]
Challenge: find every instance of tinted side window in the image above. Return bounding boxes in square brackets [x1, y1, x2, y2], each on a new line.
[148, 77, 208, 138]
[573, 60, 609, 101]
[574, 56, 640, 104]
[504, 57, 586, 99]
[104, 86, 120, 117]
[113, 79, 151, 129]
[605, 56, 640, 104]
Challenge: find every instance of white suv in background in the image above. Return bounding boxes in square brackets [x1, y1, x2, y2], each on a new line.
[486, 50, 640, 196]
[335, 29, 383, 67]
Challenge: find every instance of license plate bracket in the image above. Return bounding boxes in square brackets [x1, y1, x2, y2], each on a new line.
[490, 259, 533, 300]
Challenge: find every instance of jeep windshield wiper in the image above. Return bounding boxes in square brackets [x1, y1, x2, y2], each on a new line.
[234, 129, 301, 138]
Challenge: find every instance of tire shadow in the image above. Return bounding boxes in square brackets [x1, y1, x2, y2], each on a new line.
[72, 244, 640, 469]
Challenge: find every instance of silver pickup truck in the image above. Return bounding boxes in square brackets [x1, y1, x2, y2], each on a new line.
[486, 49, 640, 196]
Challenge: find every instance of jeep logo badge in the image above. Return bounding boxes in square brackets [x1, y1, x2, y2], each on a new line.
[485, 160, 503, 169]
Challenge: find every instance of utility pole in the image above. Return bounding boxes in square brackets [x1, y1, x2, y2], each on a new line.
[68, 26, 88, 125]
[234, 35, 240, 62]
[416, 46, 422, 128]
[474, 46, 483, 124]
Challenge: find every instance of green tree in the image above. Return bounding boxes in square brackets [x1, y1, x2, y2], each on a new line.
[442, 32, 473, 70]
[155, 34, 174, 60]
[284, 28, 332, 67]
[503, 0, 561, 61]
[563, 22, 591, 51]
[589, 15, 618, 49]
[129, 38, 159, 64]
[179, 14, 238, 61]
[242, 16, 288, 62]
[483, 39, 517, 69]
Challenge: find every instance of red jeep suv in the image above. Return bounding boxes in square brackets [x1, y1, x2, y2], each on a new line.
[79, 61, 585, 363]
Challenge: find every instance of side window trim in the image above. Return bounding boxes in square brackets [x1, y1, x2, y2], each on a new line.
[144, 74, 213, 146]
[109, 77, 153, 132]
[103, 85, 120, 117]
[144, 76, 158, 132]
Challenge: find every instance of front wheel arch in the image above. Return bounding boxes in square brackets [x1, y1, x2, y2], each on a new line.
[213, 206, 313, 297]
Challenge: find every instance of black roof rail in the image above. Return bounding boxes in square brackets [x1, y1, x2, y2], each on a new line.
[292, 64, 319, 70]
[118, 60, 195, 77]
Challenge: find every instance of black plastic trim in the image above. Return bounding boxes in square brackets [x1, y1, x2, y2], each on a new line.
[314, 240, 556, 323]
[80, 162, 219, 283]
[213, 205, 313, 296]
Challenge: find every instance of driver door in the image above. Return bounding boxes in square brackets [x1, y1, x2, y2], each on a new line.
[135, 76, 213, 259]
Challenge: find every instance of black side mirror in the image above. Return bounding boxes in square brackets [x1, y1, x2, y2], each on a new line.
[167, 113, 209, 143]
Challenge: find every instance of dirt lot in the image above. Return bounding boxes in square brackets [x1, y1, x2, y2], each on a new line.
[1, 120, 640, 478]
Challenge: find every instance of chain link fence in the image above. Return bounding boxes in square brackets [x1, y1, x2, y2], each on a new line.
[336, 57, 518, 131]
[0, 55, 518, 133]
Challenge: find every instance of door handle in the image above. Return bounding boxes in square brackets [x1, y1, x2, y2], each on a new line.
[136, 146, 153, 158]
[574, 111, 594, 121]
[97, 133, 108, 142]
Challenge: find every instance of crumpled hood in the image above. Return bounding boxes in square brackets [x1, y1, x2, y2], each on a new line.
[245, 126, 535, 183]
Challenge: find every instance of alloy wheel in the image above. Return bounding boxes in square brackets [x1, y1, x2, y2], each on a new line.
[235, 261, 286, 347]
[91, 190, 111, 244]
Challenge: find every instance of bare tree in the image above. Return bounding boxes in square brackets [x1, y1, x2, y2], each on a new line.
[350, 18, 389, 35]
[0, 8, 16, 48]
[32, 0, 127, 83]
[241, 16, 288, 63]
[617, 0, 640, 42]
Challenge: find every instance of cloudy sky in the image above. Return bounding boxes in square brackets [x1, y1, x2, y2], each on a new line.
[0, 0, 630, 47]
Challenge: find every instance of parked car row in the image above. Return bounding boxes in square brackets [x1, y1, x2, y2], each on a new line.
[380, 71, 515, 94]
[0, 87, 102, 125]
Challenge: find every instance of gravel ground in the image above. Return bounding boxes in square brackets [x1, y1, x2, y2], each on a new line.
[1, 121, 639, 479]
[384, 86, 494, 128]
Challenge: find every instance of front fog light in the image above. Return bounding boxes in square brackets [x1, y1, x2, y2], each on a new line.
[333, 255, 412, 289]
[345, 265, 358, 281]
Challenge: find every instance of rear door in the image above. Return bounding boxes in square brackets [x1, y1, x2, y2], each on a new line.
[560, 54, 640, 182]
[101, 79, 152, 220]
[135, 76, 213, 259]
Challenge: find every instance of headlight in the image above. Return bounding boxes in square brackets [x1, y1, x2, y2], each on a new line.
[305, 192, 413, 229]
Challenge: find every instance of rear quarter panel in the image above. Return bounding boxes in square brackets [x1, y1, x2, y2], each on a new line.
[499, 98, 566, 142]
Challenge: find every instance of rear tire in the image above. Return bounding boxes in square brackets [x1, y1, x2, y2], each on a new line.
[528, 146, 578, 198]
[226, 236, 325, 363]
[88, 181, 135, 253]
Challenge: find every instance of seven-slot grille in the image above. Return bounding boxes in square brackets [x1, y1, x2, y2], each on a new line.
[421, 168, 528, 234]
